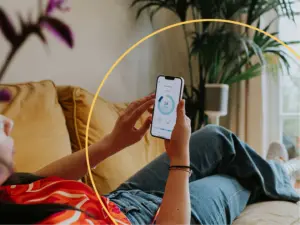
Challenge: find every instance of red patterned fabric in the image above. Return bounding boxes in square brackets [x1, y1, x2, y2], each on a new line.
[0, 176, 131, 224]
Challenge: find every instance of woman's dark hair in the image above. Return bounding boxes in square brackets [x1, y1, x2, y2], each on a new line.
[0, 173, 90, 224]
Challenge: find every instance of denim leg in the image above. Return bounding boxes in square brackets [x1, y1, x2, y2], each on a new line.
[117, 125, 299, 203]
[110, 175, 250, 225]
[190, 175, 250, 225]
[106, 190, 162, 225]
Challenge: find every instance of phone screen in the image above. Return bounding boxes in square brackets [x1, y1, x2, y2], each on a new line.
[151, 76, 183, 139]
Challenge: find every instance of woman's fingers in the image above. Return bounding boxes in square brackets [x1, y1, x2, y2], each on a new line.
[164, 139, 170, 150]
[0, 115, 13, 136]
[176, 100, 186, 123]
[135, 116, 152, 138]
[126, 94, 155, 114]
[129, 99, 155, 124]
[147, 107, 154, 114]
[4, 119, 13, 136]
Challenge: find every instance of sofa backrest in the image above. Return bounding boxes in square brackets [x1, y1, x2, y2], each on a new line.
[57, 85, 165, 194]
[0, 80, 73, 172]
[0, 80, 165, 194]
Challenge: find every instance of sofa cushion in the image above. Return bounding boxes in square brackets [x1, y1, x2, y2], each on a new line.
[0, 80, 72, 172]
[57, 86, 164, 194]
[232, 201, 300, 225]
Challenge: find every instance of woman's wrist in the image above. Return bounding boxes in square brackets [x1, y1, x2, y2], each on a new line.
[90, 134, 121, 163]
[169, 166, 192, 177]
[170, 155, 190, 167]
[101, 133, 122, 153]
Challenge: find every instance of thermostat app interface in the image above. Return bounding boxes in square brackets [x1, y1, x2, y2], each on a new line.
[151, 76, 183, 139]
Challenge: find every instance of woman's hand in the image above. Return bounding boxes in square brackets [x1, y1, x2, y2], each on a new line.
[106, 94, 155, 152]
[165, 100, 191, 166]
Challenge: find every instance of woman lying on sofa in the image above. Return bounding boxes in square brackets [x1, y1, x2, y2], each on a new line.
[0, 93, 300, 224]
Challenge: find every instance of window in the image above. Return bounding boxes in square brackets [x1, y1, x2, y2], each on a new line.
[280, 76, 300, 157]
[278, 7, 300, 158]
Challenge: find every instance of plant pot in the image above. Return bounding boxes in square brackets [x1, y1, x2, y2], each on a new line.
[205, 84, 229, 124]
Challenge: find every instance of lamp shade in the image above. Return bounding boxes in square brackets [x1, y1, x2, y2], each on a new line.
[205, 84, 229, 117]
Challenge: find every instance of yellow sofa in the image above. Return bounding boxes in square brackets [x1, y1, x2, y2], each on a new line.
[0, 80, 164, 194]
[0, 80, 299, 224]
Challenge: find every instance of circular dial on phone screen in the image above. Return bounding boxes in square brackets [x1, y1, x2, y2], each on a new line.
[158, 95, 175, 115]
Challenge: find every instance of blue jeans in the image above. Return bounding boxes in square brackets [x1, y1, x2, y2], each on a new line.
[107, 125, 300, 224]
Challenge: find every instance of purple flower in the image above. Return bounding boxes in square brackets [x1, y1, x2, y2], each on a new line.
[0, 89, 11, 102]
[46, 0, 70, 15]
[43, 0, 73, 48]
[41, 20, 74, 48]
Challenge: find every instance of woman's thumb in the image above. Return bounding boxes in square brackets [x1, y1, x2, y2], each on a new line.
[176, 100, 185, 118]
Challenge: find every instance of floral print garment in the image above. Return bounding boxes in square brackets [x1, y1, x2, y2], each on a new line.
[0, 176, 131, 225]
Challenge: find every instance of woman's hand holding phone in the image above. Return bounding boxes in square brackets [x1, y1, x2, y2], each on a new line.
[165, 100, 191, 166]
[156, 99, 191, 225]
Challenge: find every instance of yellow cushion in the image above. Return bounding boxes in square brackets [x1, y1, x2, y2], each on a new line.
[0, 80, 72, 173]
[57, 86, 164, 194]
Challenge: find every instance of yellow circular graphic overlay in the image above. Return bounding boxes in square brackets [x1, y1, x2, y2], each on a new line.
[84, 19, 300, 223]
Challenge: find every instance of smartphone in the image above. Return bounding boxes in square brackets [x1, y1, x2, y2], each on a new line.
[150, 75, 184, 140]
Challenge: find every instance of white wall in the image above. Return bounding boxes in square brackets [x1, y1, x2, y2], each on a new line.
[0, 0, 188, 102]
[0, 1, 273, 154]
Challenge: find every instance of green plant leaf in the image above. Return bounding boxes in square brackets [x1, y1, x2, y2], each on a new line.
[264, 49, 292, 75]
[246, 0, 259, 26]
[272, 40, 300, 47]
[183, 85, 191, 99]
[175, 0, 189, 21]
[131, 0, 159, 7]
[149, 6, 163, 22]
[135, 2, 163, 19]
[131, 0, 185, 21]
[226, 63, 262, 85]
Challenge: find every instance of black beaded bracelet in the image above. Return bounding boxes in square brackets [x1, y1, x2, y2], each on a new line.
[169, 165, 192, 177]
[169, 166, 193, 177]
[169, 165, 191, 170]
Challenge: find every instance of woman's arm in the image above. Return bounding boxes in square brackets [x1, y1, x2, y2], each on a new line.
[155, 159, 191, 224]
[35, 94, 154, 180]
[156, 100, 192, 224]
[35, 135, 117, 180]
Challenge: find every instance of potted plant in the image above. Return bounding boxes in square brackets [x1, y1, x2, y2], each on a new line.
[131, 0, 300, 131]
[0, 0, 74, 81]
